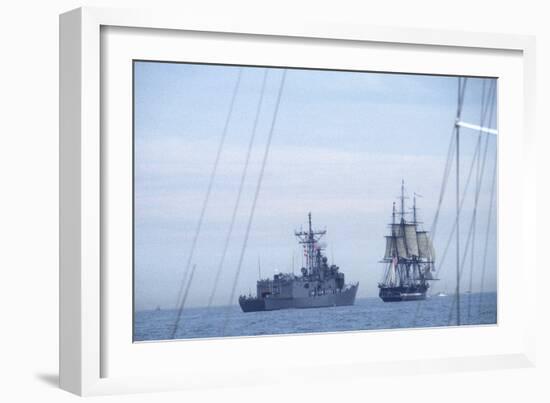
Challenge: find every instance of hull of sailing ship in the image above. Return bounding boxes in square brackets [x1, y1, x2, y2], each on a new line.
[239, 283, 358, 312]
[379, 285, 428, 302]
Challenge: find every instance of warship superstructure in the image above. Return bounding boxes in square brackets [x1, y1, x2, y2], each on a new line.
[378, 181, 437, 302]
[239, 213, 358, 312]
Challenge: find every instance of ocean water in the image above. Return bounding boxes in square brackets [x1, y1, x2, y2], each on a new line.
[134, 292, 497, 342]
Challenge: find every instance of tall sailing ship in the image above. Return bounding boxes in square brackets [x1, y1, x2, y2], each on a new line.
[379, 181, 437, 302]
[239, 213, 358, 312]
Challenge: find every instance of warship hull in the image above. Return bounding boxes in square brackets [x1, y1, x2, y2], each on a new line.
[240, 284, 358, 312]
[379, 285, 428, 302]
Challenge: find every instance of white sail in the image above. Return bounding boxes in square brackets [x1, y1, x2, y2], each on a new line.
[384, 236, 396, 259]
[388, 260, 397, 285]
[404, 224, 419, 257]
[417, 231, 434, 260]
[391, 223, 404, 237]
[396, 236, 408, 259]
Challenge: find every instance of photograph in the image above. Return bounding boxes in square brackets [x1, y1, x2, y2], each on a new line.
[132, 61, 498, 342]
[1, 0, 543, 399]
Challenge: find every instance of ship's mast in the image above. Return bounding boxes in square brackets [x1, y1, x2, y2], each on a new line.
[412, 192, 418, 282]
[399, 180, 409, 283]
[455, 77, 464, 326]
[258, 256, 262, 280]
[295, 212, 326, 276]
[400, 179, 405, 221]
[308, 212, 314, 271]
[413, 193, 417, 224]
[389, 201, 399, 285]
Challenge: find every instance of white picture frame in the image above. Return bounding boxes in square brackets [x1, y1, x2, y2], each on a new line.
[59, 6, 537, 396]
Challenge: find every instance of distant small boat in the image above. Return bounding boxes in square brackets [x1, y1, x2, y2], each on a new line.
[155, 305, 161, 311]
[435, 292, 447, 297]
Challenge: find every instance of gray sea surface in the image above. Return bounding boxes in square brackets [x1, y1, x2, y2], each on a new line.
[134, 292, 497, 342]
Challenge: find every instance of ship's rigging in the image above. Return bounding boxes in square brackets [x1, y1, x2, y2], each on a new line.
[170, 68, 287, 339]
[170, 68, 243, 339]
[378, 181, 437, 302]
[411, 77, 498, 326]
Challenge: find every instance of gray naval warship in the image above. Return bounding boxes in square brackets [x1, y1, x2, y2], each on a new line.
[239, 213, 359, 312]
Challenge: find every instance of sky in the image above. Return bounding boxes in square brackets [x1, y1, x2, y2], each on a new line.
[133, 61, 498, 311]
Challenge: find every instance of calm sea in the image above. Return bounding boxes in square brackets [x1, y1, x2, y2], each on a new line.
[134, 292, 497, 342]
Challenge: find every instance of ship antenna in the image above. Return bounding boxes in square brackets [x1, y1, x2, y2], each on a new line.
[308, 212, 313, 273]
[413, 192, 417, 224]
[294, 212, 326, 276]
[258, 256, 261, 280]
[412, 192, 423, 224]
[400, 179, 405, 221]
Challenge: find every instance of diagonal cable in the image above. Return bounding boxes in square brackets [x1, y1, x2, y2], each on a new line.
[412, 124, 480, 325]
[207, 69, 269, 308]
[171, 68, 242, 339]
[427, 82, 496, 284]
[448, 84, 496, 324]
[429, 127, 457, 243]
[476, 81, 498, 314]
[467, 81, 495, 320]
[170, 264, 197, 339]
[221, 69, 287, 336]
[412, 77, 468, 326]
[478, 146, 497, 315]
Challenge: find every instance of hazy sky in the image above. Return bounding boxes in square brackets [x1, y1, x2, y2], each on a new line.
[133, 61, 497, 311]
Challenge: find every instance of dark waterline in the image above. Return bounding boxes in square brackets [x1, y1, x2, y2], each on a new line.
[134, 292, 497, 342]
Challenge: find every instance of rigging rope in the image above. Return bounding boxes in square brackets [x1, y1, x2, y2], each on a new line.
[206, 69, 269, 309]
[429, 82, 495, 283]
[408, 81, 466, 326]
[222, 69, 287, 336]
[466, 82, 486, 321]
[170, 68, 243, 339]
[429, 126, 457, 243]
[478, 145, 497, 315]
[411, 140, 458, 325]
[170, 264, 197, 339]
[467, 81, 495, 321]
[412, 78, 496, 326]
[476, 82, 497, 313]
[454, 77, 467, 325]
[448, 83, 496, 325]
[430, 79, 467, 252]
[413, 121, 489, 326]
